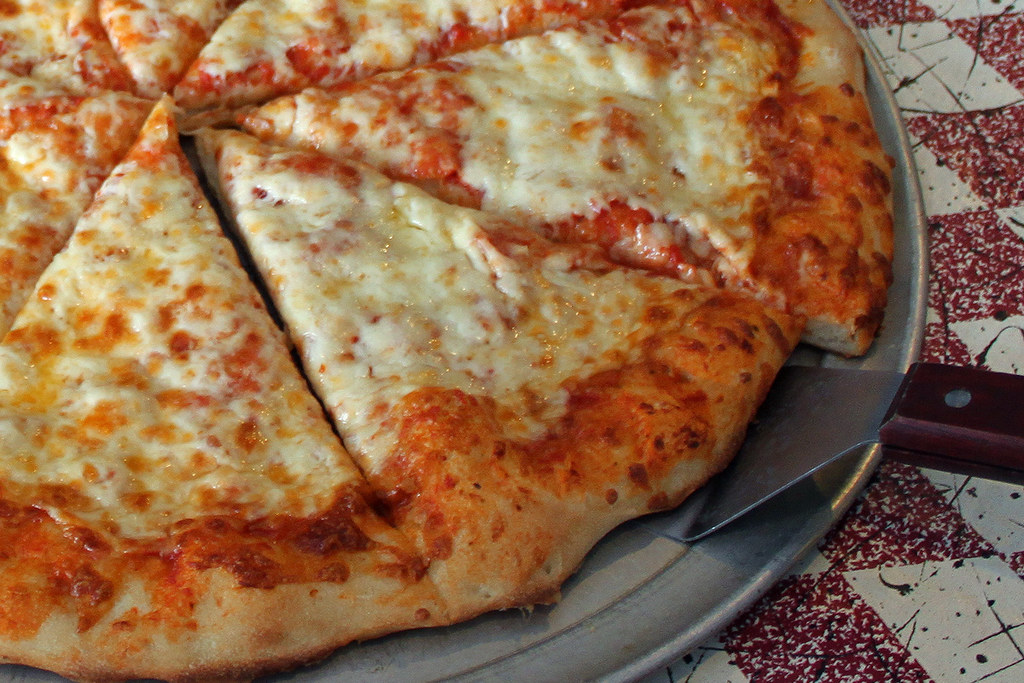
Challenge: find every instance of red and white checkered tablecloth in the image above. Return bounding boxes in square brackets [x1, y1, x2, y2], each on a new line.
[645, 0, 1024, 680]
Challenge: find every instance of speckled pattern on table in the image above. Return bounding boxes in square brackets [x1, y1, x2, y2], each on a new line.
[644, 0, 1024, 680]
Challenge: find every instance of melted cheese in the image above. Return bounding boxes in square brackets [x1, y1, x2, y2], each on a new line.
[174, 0, 624, 108]
[458, 6, 776, 262]
[201, 130, 707, 467]
[99, 0, 243, 97]
[0, 0, 132, 94]
[0, 1, 74, 83]
[0, 88, 153, 335]
[0, 102, 354, 537]
[243, 2, 783, 281]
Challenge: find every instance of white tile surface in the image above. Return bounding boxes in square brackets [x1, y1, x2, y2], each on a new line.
[846, 556, 1024, 681]
[924, 470, 1024, 557]
[866, 21, 1023, 113]
[949, 315, 1024, 374]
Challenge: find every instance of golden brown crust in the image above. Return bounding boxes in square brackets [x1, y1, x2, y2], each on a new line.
[756, 0, 895, 355]
[0, 520, 443, 683]
[0, 570, 441, 683]
[366, 290, 800, 622]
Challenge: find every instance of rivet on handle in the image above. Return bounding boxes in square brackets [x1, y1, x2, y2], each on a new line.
[943, 388, 972, 409]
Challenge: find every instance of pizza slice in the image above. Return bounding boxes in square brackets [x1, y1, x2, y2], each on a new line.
[197, 128, 803, 621]
[755, 0, 896, 355]
[98, 0, 245, 97]
[0, 79, 153, 336]
[0, 0, 136, 94]
[240, 0, 894, 356]
[172, 0, 630, 114]
[0, 99, 443, 681]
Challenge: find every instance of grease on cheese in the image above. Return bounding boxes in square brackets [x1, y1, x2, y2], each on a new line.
[203, 131, 704, 464]
[0, 0, 132, 94]
[0, 89, 152, 335]
[99, 0, 244, 97]
[173, 0, 626, 108]
[457, 5, 777, 260]
[0, 102, 354, 537]
[243, 2, 783, 279]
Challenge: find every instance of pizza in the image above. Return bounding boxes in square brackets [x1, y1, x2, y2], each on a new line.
[173, 0, 633, 112]
[0, 97, 445, 680]
[196, 127, 801, 621]
[0, 1, 135, 95]
[237, 0, 893, 356]
[0, 76, 152, 336]
[98, 0, 245, 97]
[0, 0, 893, 680]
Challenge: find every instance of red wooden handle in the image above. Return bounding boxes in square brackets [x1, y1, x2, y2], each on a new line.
[879, 362, 1024, 477]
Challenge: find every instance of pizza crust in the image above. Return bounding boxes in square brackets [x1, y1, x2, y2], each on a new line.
[779, 0, 867, 93]
[2, 569, 442, 683]
[763, 0, 896, 355]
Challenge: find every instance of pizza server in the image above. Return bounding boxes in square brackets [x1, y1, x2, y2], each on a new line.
[649, 362, 1024, 542]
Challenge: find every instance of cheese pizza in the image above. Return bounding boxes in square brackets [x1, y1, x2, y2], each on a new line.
[0, 0, 135, 95]
[0, 78, 151, 336]
[173, 0, 632, 112]
[239, 0, 893, 355]
[98, 0, 245, 97]
[0, 0, 895, 680]
[0, 98, 443, 681]
[197, 128, 801, 620]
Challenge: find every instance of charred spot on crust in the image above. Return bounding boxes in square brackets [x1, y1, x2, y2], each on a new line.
[206, 547, 282, 589]
[627, 463, 650, 489]
[294, 514, 370, 556]
[647, 492, 671, 511]
[315, 562, 350, 583]
[428, 534, 454, 561]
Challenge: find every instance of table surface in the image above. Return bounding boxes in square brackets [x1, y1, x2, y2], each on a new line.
[643, 0, 1024, 680]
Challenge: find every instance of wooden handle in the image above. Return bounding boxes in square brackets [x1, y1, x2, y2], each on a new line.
[879, 362, 1024, 478]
